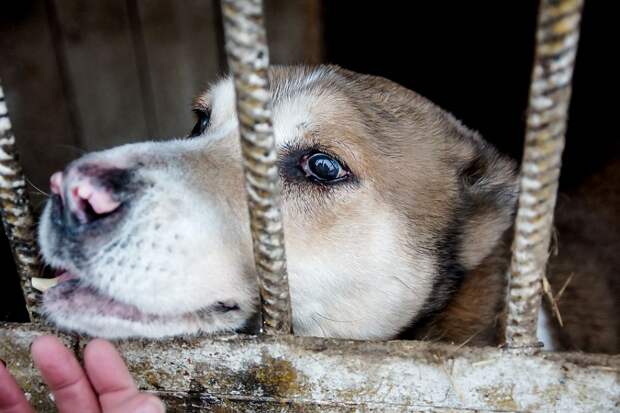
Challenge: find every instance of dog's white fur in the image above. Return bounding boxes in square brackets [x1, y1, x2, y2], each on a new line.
[39, 68, 443, 340]
[32, 63, 620, 355]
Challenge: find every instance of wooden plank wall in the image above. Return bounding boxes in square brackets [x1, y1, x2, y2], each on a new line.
[0, 0, 322, 194]
[0, 0, 322, 322]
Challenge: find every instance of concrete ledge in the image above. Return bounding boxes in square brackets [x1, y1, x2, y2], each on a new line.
[1, 323, 618, 412]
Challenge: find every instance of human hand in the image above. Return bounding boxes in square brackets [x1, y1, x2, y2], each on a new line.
[0, 335, 164, 413]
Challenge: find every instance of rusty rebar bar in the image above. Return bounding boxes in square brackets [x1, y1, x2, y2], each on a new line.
[0, 80, 42, 320]
[505, 0, 584, 349]
[221, 0, 292, 334]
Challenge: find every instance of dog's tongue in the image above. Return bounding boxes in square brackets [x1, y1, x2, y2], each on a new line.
[32, 272, 79, 292]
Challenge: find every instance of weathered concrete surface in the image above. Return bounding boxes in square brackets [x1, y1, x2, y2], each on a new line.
[0, 323, 77, 412]
[1, 323, 619, 412]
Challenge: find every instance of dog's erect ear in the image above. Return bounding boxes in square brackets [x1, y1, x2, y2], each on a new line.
[456, 137, 518, 270]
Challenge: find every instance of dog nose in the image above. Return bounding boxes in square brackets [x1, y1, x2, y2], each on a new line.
[50, 167, 122, 225]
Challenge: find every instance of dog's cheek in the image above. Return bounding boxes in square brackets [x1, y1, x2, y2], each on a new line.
[284, 195, 434, 340]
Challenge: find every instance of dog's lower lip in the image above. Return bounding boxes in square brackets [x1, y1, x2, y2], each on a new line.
[43, 280, 147, 322]
[57, 272, 78, 283]
[41, 273, 241, 323]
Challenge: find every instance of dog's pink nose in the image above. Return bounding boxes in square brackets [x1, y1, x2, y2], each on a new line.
[50, 168, 122, 224]
[69, 179, 121, 216]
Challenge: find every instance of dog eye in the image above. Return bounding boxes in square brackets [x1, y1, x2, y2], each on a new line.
[189, 109, 211, 137]
[300, 153, 349, 182]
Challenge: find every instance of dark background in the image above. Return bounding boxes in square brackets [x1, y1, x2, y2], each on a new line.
[323, 1, 618, 188]
[2, 1, 617, 322]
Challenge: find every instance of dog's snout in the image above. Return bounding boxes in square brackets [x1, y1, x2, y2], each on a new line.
[50, 165, 124, 226]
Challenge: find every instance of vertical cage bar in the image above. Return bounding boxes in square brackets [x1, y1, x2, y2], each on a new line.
[505, 0, 584, 348]
[0, 79, 42, 320]
[221, 0, 292, 334]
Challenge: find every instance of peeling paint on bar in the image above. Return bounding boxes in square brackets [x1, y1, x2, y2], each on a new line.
[505, 0, 584, 349]
[0, 79, 43, 320]
[1, 323, 618, 412]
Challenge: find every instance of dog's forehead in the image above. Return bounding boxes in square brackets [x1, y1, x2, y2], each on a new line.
[194, 69, 357, 146]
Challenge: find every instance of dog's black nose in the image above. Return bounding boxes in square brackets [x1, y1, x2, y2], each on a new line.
[50, 166, 125, 226]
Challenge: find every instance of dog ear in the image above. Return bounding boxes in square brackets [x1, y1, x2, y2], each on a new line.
[457, 140, 518, 270]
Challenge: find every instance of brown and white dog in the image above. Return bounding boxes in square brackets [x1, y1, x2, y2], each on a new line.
[33, 65, 613, 351]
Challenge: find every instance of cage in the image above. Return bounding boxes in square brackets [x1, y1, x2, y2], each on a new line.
[1, 0, 618, 411]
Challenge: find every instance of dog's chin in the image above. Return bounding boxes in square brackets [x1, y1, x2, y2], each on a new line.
[41, 273, 249, 339]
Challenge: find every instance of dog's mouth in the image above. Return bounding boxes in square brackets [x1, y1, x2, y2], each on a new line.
[33, 272, 153, 322]
[32, 271, 159, 324]
[36, 168, 252, 338]
[32, 271, 242, 326]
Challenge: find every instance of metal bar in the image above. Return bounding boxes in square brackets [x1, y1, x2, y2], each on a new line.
[505, 0, 584, 349]
[0, 79, 42, 320]
[221, 0, 292, 334]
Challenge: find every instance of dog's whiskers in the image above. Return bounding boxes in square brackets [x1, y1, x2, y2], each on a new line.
[311, 314, 328, 337]
[313, 312, 361, 324]
[391, 275, 416, 293]
[53, 143, 87, 155]
[26, 179, 50, 197]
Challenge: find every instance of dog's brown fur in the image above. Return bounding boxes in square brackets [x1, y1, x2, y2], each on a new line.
[310, 67, 517, 346]
[38, 65, 618, 352]
[545, 158, 620, 353]
[406, 237, 510, 346]
[313, 67, 619, 352]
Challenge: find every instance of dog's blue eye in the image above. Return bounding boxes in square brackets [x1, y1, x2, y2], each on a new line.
[189, 109, 211, 138]
[301, 153, 349, 182]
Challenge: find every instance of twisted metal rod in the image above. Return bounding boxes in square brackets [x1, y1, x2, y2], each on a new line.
[505, 0, 584, 349]
[221, 0, 292, 334]
[0, 80, 42, 320]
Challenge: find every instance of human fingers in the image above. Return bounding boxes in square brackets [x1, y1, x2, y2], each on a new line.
[83, 339, 141, 411]
[31, 336, 101, 413]
[0, 360, 34, 413]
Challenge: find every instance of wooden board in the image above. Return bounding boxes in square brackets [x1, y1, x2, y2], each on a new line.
[0, 0, 79, 195]
[265, 0, 323, 65]
[135, 0, 225, 139]
[0, 1, 75, 322]
[51, 0, 149, 150]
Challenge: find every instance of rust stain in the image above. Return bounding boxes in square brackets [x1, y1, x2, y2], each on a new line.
[191, 350, 307, 404]
[248, 352, 303, 397]
[479, 384, 518, 411]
